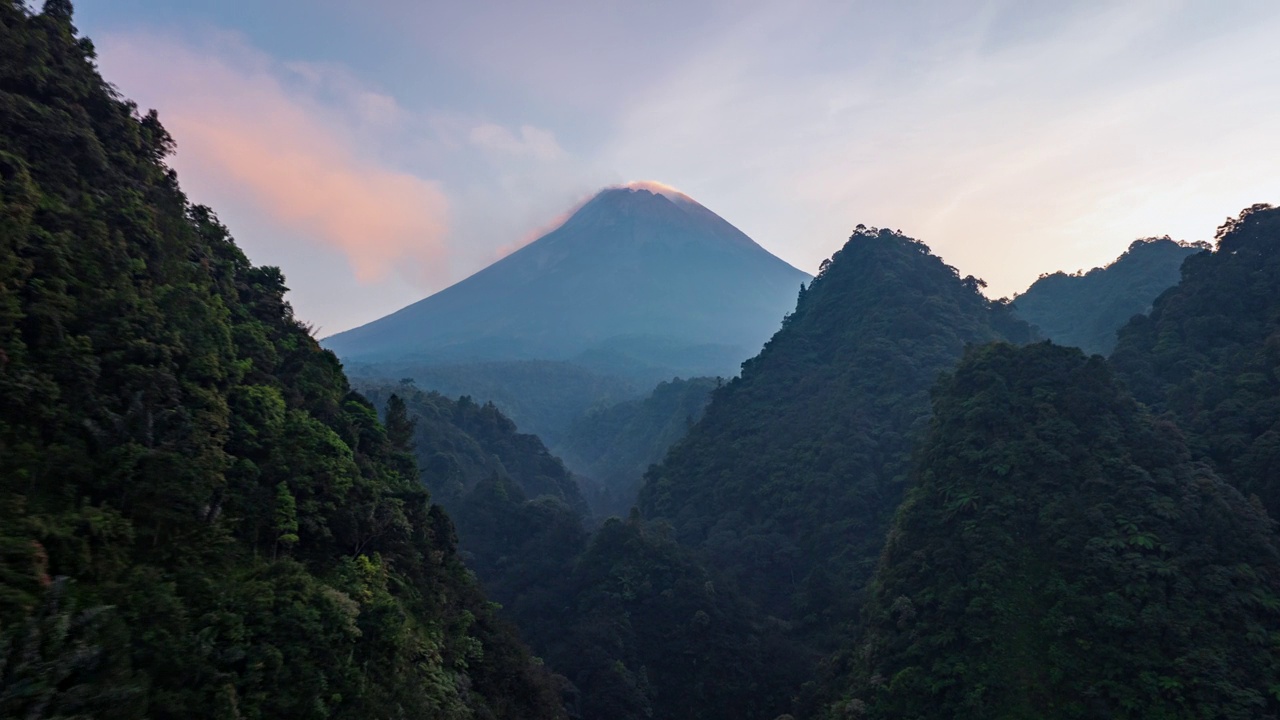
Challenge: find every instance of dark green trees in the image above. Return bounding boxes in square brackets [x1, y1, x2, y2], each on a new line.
[364, 384, 800, 720]
[639, 227, 1034, 628]
[833, 343, 1280, 719]
[0, 3, 564, 717]
[1113, 204, 1280, 517]
[555, 376, 719, 517]
[551, 517, 803, 720]
[1011, 237, 1204, 356]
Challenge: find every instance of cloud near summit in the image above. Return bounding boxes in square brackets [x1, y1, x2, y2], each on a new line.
[96, 31, 450, 285]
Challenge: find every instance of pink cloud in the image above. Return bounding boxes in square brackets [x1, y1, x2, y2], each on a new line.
[97, 32, 448, 285]
[469, 123, 564, 160]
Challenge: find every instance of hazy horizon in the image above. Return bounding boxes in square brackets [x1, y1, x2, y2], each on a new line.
[75, 0, 1280, 334]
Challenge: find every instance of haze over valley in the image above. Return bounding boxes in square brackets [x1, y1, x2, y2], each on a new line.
[5, 2, 1280, 719]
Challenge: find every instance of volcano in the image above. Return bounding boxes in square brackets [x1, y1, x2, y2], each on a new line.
[323, 182, 811, 379]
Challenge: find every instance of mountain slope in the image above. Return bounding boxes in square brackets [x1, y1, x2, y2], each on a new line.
[554, 376, 718, 517]
[348, 358, 641, 447]
[0, 4, 564, 717]
[1012, 237, 1205, 355]
[363, 386, 799, 720]
[1112, 203, 1280, 516]
[324, 183, 811, 377]
[639, 226, 1035, 627]
[359, 384, 587, 513]
[832, 342, 1280, 718]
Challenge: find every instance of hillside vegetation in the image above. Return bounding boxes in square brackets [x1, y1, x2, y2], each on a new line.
[1113, 204, 1280, 518]
[7, 2, 1280, 718]
[640, 227, 1035, 630]
[831, 342, 1280, 718]
[0, 4, 564, 717]
[1012, 237, 1204, 355]
[554, 376, 718, 517]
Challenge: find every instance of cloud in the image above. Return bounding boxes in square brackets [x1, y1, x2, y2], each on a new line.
[490, 188, 599, 261]
[469, 123, 564, 160]
[96, 31, 449, 285]
[602, 1, 1280, 295]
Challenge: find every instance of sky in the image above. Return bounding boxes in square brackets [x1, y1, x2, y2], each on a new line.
[70, 0, 1280, 335]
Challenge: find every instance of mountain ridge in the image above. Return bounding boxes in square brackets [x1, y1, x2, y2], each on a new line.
[323, 184, 811, 377]
[1011, 236, 1205, 355]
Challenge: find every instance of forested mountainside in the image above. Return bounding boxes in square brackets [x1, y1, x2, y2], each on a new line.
[363, 386, 801, 720]
[554, 376, 718, 517]
[639, 226, 1035, 631]
[0, 4, 565, 718]
[358, 384, 586, 514]
[1012, 237, 1205, 355]
[828, 342, 1280, 718]
[1112, 204, 1280, 518]
[349, 359, 641, 447]
[9, 4, 1280, 720]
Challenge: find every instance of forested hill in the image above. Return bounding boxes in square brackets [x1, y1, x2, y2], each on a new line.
[1112, 204, 1280, 517]
[358, 384, 587, 514]
[553, 376, 719, 517]
[348, 358, 641, 447]
[0, 3, 565, 717]
[639, 226, 1035, 629]
[1011, 236, 1205, 355]
[363, 386, 802, 720]
[829, 342, 1280, 718]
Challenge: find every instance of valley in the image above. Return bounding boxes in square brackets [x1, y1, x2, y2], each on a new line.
[4, 3, 1280, 719]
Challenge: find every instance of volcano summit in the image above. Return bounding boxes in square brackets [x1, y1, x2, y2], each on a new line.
[323, 183, 811, 379]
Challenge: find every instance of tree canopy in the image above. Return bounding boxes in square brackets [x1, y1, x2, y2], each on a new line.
[1011, 237, 1204, 356]
[0, 3, 565, 717]
[830, 342, 1280, 719]
[639, 227, 1034, 629]
[1112, 204, 1280, 516]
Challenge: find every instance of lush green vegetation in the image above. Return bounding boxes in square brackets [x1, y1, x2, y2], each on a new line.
[554, 376, 719, 517]
[360, 385, 799, 720]
[828, 342, 1280, 718]
[1011, 237, 1205, 356]
[359, 383, 586, 514]
[640, 227, 1034, 631]
[1113, 204, 1280, 518]
[0, 3, 564, 717]
[349, 359, 641, 447]
[9, 3, 1280, 718]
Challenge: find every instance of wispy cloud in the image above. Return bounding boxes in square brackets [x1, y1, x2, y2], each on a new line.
[602, 1, 1280, 293]
[97, 31, 450, 285]
[80, 0, 1280, 332]
[469, 123, 564, 160]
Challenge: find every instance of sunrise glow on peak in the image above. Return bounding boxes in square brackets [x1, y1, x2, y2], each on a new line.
[621, 180, 693, 203]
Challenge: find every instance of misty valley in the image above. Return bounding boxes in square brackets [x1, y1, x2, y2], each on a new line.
[5, 3, 1280, 720]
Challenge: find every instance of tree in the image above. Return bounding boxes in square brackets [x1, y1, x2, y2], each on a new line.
[274, 482, 300, 557]
[384, 393, 415, 453]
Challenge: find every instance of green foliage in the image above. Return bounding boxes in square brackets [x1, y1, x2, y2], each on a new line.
[273, 482, 299, 552]
[383, 393, 414, 452]
[0, 578, 143, 719]
[0, 3, 565, 717]
[639, 227, 1033, 630]
[360, 384, 586, 515]
[549, 518, 803, 720]
[349, 359, 641, 446]
[1112, 205, 1280, 516]
[554, 376, 719, 518]
[831, 342, 1280, 719]
[364, 384, 799, 720]
[1012, 236, 1205, 356]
